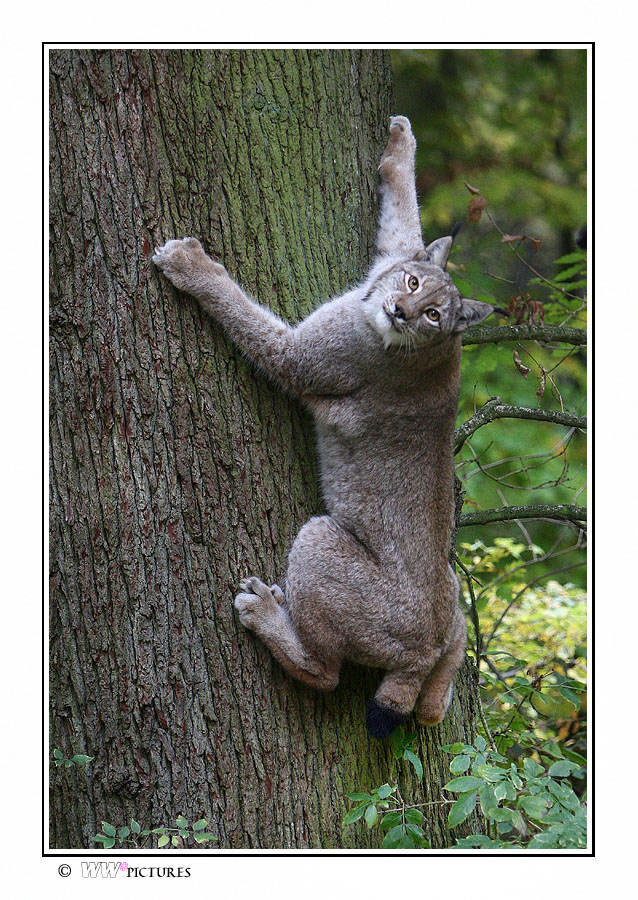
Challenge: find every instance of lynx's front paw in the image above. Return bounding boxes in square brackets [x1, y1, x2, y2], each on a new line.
[379, 115, 416, 180]
[152, 237, 226, 293]
[234, 577, 283, 631]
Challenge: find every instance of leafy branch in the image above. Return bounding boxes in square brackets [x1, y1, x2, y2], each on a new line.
[52, 748, 93, 768]
[93, 815, 216, 849]
[454, 397, 586, 454]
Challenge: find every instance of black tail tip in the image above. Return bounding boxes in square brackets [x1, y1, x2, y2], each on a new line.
[450, 220, 463, 241]
[366, 699, 408, 740]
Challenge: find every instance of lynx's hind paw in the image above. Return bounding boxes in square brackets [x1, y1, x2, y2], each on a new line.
[365, 699, 408, 740]
[418, 682, 455, 727]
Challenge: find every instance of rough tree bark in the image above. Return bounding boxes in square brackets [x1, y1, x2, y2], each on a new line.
[49, 48, 483, 850]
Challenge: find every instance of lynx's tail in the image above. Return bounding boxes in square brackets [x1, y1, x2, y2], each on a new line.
[365, 699, 408, 740]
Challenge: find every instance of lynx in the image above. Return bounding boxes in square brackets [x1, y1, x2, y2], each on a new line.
[153, 116, 495, 738]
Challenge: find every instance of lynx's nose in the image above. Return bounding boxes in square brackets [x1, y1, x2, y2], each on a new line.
[394, 303, 406, 320]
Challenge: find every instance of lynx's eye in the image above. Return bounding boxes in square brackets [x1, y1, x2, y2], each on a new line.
[406, 275, 419, 291]
[425, 308, 440, 322]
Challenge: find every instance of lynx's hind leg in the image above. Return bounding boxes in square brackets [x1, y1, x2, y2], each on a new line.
[376, 116, 424, 258]
[416, 608, 467, 726]
[234, 577, 340, 692]
[366, 667, 426, 739]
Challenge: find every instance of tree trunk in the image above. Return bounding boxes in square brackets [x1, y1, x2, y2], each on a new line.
[49, 48, 483, 850]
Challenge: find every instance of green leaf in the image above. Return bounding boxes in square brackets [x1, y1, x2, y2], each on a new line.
[193, 832, 217, 843]
[381, 824, 405, 849]
[342, 803, 368, 826]
[490, 806, 514, 823]
[71, 754, 93, 765]
[403, 749, 423, 780]
[495, 781, 516, 802]
[172, 836, 180, 847]
[152, 827, 168, 834]
[377, 783, 394, 800]
[523, 758, 544, 778]
[476, 764, 505, 783]
[397, 833, 416, 849]
[53, 749, 63, 760]
[454, 834, 495, 849]
[548, 760, 573, 777]
[450, 754, 471, 774]
[474, 735, 487, 752]
[93, 834, 108, 844]
[519, 795, 549, 819]
[443, 742, 466, 754]
[557, 686, 581, 712]
[380, 812, 402, 832]
[555, 251, 585, 265]
[176, 815, 188, 828]
[444, 776, 485, 792]
[157, 834, 170, 848]
[562, 748, 587, 766]
[103, 837, 116, 850]
[346, 792, 372, 803]
[404, 808, 425, 825]
[118, 826, 130, 839]
[554, 262, 585, 282]
[65, 760, 73, 767]
[448, 791, 477, 828]
[528, 831, 559, 849]
[131, 819, 141, 834]
[479, 784, 498, 818]
[101, 822, 116, 837]
[511, 810, 527, 834]
[192, 819, 207, 831]
[405, 823, 427, 846]
[364, 804, 378, 828]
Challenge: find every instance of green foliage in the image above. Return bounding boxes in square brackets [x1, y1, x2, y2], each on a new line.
[92, 815, 216, 850]
[52, 748, 94, 768]
[458, 536, 586, 764]
[342, 730, 432, 849]
[443, 739, 586, 849]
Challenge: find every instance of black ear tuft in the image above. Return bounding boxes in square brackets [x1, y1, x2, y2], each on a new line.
[450, 220, 463, 241]
[366, 699, 408, 739]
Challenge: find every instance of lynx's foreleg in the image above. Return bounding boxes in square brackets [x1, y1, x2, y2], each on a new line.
[376, 116, 424, 258]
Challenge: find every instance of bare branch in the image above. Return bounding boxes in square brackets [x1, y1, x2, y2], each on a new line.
[459, 505, 587, 528]
[454, 397, 586, 454]
[462, 324, 586, 346]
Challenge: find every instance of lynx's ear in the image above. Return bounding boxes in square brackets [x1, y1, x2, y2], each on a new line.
[455, 298, 494, 332]
[423, 235, 453, 269]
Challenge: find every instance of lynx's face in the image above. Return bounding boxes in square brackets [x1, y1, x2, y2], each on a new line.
[363, 259, 494, 349]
